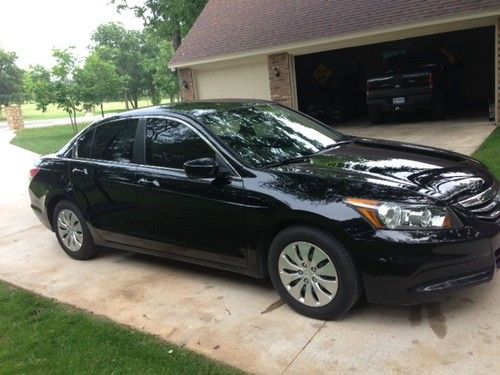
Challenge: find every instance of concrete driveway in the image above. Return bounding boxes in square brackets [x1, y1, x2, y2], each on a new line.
[335, 117, 496, 156]
[0, 127, 499, 375]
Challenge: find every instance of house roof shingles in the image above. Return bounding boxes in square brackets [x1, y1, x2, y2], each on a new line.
[171, 0, 500, 67]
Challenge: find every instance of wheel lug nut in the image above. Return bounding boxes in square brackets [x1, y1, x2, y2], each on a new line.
[298, 270, 303, 275]
[311, 267, 316, 272]
[304, 278, 309, 284]
[312, 277, 317, 282]
[302, 262, 307, 268]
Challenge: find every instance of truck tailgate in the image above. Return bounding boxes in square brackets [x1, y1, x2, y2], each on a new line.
[367, 72, 432, 99]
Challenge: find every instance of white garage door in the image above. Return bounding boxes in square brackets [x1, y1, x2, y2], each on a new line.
[194, 59, 271, 100]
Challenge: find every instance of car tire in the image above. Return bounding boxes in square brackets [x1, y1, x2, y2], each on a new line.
[53, 200, 99, 260]
[268, 226, 362, 320]
[368, 108, 382, 124]
[431, 99, 445, 120]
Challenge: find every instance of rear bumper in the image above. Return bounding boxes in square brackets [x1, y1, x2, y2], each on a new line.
[29, 189, 52, 230]
[367, 93, 433, 112]
[352, 226, 500, 305]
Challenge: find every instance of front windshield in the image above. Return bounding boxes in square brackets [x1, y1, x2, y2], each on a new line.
[192, 103, 343, 168]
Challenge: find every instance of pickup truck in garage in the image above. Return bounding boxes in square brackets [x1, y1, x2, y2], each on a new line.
[366, 51, 452, 124]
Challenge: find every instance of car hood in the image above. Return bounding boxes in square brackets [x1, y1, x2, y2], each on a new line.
[271, 137, 494, 203]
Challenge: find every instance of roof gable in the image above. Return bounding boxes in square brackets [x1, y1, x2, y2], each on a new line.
[171, 0, 500, 67]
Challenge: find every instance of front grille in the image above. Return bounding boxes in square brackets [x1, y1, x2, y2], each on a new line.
[458, 186, 500, 222]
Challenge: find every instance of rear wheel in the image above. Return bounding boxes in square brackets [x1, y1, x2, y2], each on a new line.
[368, 107, 382, 124]
[431, 97, 445, 120]
[53, 200, 99, 260]
[268, 226, 362, 319]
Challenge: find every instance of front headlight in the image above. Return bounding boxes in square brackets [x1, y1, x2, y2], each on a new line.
[345, 198, 459, 230]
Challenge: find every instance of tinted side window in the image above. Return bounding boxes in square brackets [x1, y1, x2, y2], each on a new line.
[93, 119, 138, 163]
[76, 129, 94, 158]
[146, 118, 215, 169]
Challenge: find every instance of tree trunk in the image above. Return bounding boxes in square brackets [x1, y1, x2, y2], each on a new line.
[172, 24, 181, 51]
[68, 110, 76, 134]
[100, 102, 104, 117]
[124, 93, 129, 110]
[133, 92, 138, 109]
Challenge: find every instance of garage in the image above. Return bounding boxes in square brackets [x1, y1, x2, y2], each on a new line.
[295, 26, 496, 125]
[194, 58, 271, 100]
[171, 1, 500, 126]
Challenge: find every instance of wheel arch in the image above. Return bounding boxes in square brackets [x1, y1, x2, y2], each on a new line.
[255, 215, 354, 277]
[45, 193, 74, 231]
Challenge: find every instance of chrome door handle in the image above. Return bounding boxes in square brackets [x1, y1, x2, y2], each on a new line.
[138, 177, 160, 187]
[72, 167, 88, 175]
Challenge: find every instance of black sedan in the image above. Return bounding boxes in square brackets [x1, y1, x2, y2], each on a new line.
[29, 100, 500, 319]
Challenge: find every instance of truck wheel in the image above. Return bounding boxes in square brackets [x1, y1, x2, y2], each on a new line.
[368, 108, 382, 124]
[431, 98, 445, 120]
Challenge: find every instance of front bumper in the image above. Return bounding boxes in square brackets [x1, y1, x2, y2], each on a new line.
[352, 225, 499, 305]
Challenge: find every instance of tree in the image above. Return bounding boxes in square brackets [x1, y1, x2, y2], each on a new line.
[51, 48, 81, 133]
[151, 40, 179, 103]
[139, 31, 180, 105]
[24, 65, 54, 112]
[112, 0, 208, 50]
[76, 52, 123, 117]
[0, 48, 24, 117]
[91, 23, 146, 109]
[25, 48, 81, 134]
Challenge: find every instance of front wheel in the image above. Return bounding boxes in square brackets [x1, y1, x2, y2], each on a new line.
[268, 226, 362, 319]
[53, 200, 99, 260]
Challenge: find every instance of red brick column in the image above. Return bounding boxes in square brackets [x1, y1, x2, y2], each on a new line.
[179, 68, 196, 102]
[267, 53, 295, 108]
[5, 105, 24, 130]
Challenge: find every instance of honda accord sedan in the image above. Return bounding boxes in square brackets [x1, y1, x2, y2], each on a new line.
[29, 100, 500, 319]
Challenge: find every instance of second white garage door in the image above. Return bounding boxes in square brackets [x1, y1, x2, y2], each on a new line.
[194, 58, 271, 100]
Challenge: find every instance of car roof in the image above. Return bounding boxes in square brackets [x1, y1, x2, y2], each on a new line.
[106, 99, 275, 121]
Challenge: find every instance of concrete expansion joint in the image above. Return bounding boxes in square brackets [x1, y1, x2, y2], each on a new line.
[280, 320, 327, 374]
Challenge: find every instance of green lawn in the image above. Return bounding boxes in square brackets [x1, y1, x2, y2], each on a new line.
[16, 100, 161, 121]
[473, 127, 500, 179]
[10, 123, 89, 155]
[0, 281, 243, 375]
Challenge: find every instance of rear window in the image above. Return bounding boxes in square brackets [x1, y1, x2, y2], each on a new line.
[76, 129, 94, 159]
[92, 119, 138, 163]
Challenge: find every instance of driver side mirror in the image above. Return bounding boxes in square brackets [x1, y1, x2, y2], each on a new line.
[183, 158, 218, 179]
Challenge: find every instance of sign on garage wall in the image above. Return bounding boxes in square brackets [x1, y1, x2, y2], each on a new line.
[313, 63, 332, 85]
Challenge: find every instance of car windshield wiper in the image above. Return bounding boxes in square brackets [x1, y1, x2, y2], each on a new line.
[319, 138, 354, 152]
[263, 155, 313, 169]
[263, 138, 354, 169]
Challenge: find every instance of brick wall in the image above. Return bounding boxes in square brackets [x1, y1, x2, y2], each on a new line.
[496, 17, 499, 124]
[179, 68, 196, 102]
[5, 105, 24, 130]
[267, 53, 295, 108]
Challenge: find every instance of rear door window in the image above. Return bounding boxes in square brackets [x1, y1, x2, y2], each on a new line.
[93, 119, 138, 163]
[145, 118, 215, 169]
[75, 129, 94, 159]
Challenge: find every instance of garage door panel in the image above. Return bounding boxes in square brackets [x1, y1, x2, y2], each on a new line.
[195, 60, 271, 100]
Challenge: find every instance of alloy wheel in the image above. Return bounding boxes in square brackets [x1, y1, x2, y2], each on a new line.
[57, 209, 83, 252]
[278, 241, 339, 307]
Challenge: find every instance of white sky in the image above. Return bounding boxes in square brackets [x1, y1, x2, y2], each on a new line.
[0, 0, 143, 69]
